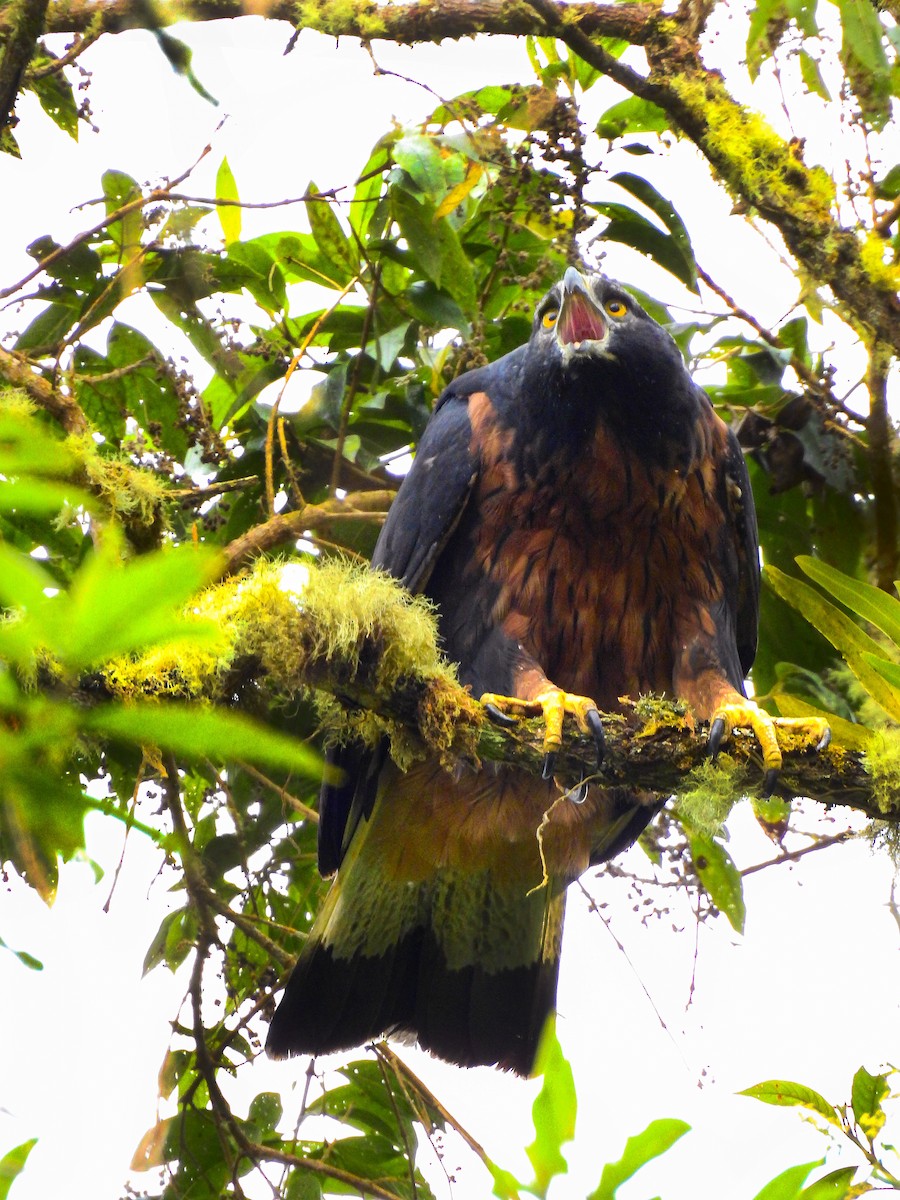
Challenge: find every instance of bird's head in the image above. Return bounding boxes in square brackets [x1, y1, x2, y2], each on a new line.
[532, 267, 648, 367]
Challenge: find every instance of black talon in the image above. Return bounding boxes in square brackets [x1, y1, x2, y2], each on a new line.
[763, 767, 779, 797]
[585, 708, 605, 767]
[570, 775, 589, 804]
[542, 751, 557, 781]
[484, 702, 518, 729]
[817, 728, 832, 752]
[708, 716, 726, 760]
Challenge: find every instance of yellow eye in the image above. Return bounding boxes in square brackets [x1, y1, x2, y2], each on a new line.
[605, 299, 627, 318]
[542, 309, 559, 329]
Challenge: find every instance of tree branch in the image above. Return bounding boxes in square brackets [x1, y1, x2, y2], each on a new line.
[0, 0, 50, 135]
[0, 344, 88, 434]
[90, 559, 887, 823]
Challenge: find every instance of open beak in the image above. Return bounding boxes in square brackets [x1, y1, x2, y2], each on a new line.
[556, 267, 607, 353]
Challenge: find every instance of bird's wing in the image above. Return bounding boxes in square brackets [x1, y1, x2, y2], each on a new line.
[371, 389, 479, 591]
[719, 412, 760, 684]
[317, 384, 480, 875]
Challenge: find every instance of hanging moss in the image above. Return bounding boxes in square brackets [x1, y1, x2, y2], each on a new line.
[673, 755, 748, 834]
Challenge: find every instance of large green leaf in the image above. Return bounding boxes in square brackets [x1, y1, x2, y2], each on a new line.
[796, 556, 900, 646]
[589, 182, 698, 292]
[526, 1020, 576, 1195]
[751, 1160, 823, 1200]
[83, 701, 322, 776]
[588, 1118, 690, 1199]
[306, 182, 358, 280]
[739, 1080, 840, 1125]
[686, 829, 746, 933]
[764, 565, 900, 720]
[850, 1065, 890, 1141]
[0, 1138, 38, 1200]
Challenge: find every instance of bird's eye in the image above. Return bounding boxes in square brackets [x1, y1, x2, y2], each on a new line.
[542, 309, 559, 329]
[605, 299, 627, 318]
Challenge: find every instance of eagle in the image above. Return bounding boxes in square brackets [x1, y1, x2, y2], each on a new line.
[266, 268, 827, 1075]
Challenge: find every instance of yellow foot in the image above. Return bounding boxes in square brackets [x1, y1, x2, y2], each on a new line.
[481, 688, 605, 792]
[708, 701, 830, 795]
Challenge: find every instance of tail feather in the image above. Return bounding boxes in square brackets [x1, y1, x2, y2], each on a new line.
[266, 871, 565, 1075]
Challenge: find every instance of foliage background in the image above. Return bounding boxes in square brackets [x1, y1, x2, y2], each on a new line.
[1, 2, 900, 1198]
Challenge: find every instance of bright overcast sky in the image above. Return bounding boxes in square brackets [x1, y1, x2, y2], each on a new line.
[1, 15, 899, 1200]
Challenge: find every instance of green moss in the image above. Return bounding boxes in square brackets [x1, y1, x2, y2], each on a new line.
[863, 728, 900, 816]
[674, 756, 746, 834]
[669, 75, 835, 228]
[293, 0, 386, 40]
[102, 558, 473, 763]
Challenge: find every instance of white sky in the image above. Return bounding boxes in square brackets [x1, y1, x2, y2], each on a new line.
[1, 15, 899, 1200]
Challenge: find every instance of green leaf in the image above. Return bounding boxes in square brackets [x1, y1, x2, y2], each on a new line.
[850, 1065, 890, 1141]
[834, 0, 891, 129]
[393, 134, 445, 196]
[596, 96, 669, 140]
[686, 830, 745, 932]
[610, 173, 698, 290]
[0, 1138, 38, 1200]
[216, 157, 241, 246]
[798, 50, 831, 100]
[248, 1092, 283, 1134]
[526, 1019, 576, 1194]
[795, 556, 900, 647]
[590, 192, 697, 292]
[54, 543, 221, 670]
[30, 67, 80, 139]
[306, 183, 358, 280]
[393, 190, 476, 314]
[763, 565, 900, 721]
[739, 1080, 840, 1124]
[799, 1166, 857, 1199]
[751, 1159, 823, 1200]
[0, 935, 43, 971]
[746, 0, 787, 78]
[588, 1119, 690, 1200]
[285, 1172, 324, 1200]
[82, 701, 322, 776]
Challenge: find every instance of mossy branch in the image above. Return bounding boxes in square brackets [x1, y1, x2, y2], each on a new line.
[93, 558, 888, 822]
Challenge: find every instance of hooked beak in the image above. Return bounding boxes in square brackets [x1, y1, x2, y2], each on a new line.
[556, 268, 607, 357]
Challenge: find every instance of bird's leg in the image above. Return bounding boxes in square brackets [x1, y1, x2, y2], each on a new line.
[706, 693, 830, 795]
[481, 688, 605, 781]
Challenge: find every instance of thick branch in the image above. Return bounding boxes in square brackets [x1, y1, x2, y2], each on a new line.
[35, 0, 657, 44]
[0, 0, 50, 134]
[221, 488, 394, 575]
[0, 345, 88, 434]
[89, 560, 886, 823]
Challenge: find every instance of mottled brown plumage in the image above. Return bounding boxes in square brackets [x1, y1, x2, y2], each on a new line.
[266, 268, 826, 1075]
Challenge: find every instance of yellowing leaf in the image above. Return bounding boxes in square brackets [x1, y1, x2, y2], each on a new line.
[739, 1079, 840, 1125]
[215, 156, 241, 246]
[435, 162, 483, 219]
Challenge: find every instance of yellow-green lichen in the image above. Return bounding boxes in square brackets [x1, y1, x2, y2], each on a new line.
[102, 557, 468, 764]
[70, 436, 170, 541]
[859, 232, 900, 295]
[669, 75, 835, 227]
[862, 728, 900, 816]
